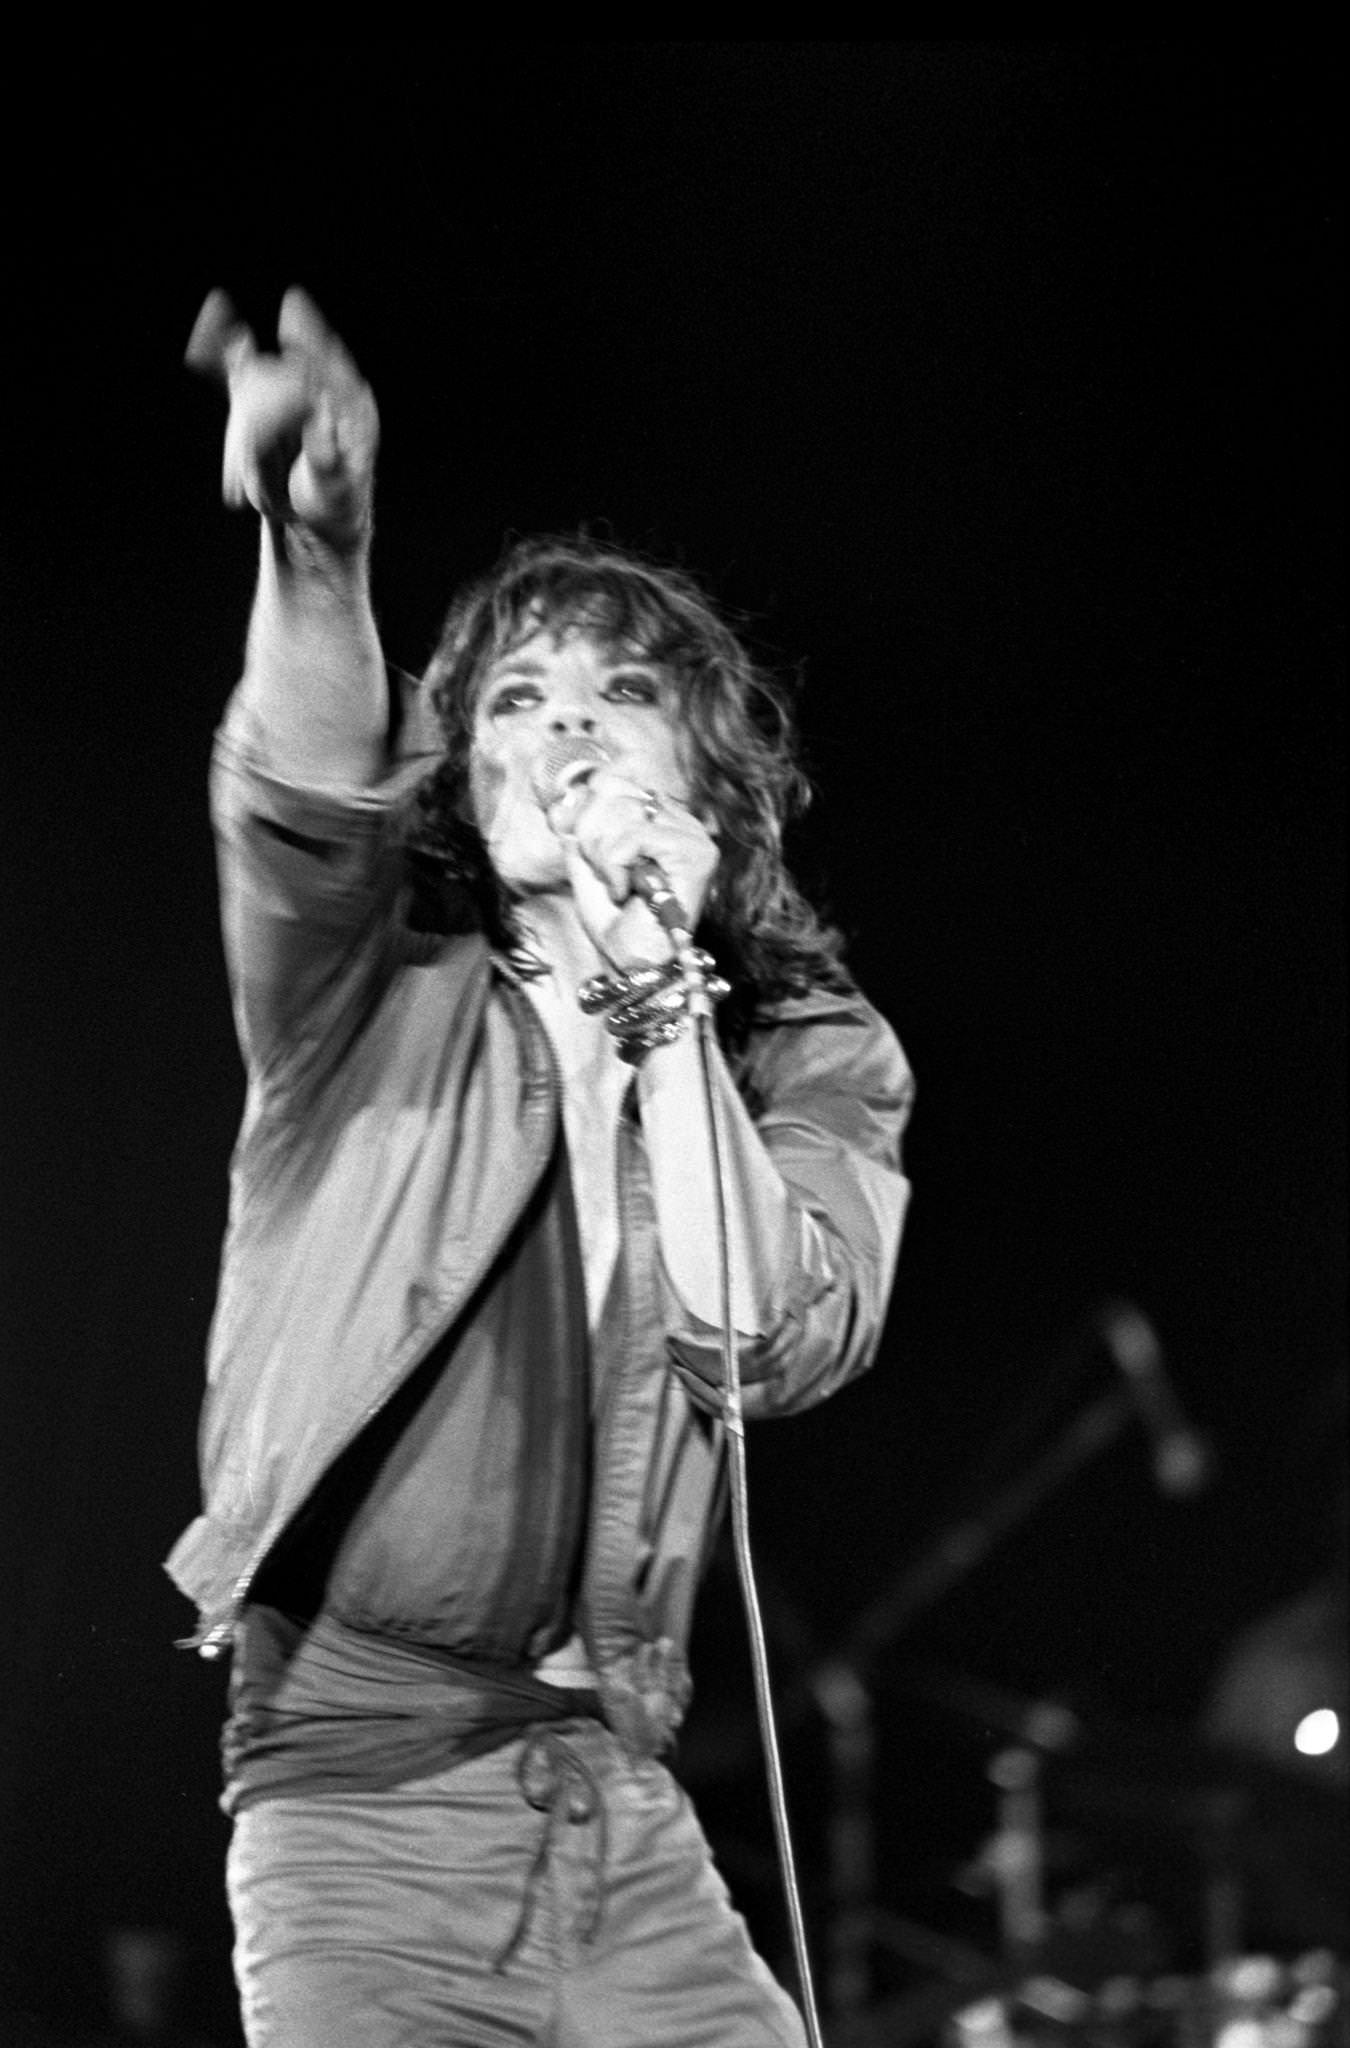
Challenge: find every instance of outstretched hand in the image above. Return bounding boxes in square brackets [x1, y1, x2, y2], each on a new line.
[186, 287, 378, 547]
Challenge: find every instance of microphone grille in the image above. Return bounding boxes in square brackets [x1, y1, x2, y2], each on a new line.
[532, 734, 609, 808]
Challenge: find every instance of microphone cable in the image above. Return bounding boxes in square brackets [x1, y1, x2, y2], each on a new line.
[692, 1004, 826, 2048]
[646, 874, 824, 2048]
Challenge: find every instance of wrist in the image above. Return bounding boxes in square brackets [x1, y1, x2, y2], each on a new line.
[578, 952, 729, 1066]
[595, 901, 678, 977]
[265, 517, 374, 595]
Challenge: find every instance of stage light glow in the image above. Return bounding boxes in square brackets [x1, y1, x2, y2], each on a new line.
[1293, 1708, 1340, 1756]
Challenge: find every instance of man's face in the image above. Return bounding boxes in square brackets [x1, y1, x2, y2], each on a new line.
[469, 624, 692, 893]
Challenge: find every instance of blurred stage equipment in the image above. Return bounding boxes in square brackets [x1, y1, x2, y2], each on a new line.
[1203, 1575, 1348, 1795]
[810, 1301, 1217, 2024]
[939, 1948, 1347, 2048]
[826, 1953, 1347, 2048]
[688, 1306, 1346, 2044]
[1094, 1300, 1213, 1500]
[778, 1304, 1341, 2042]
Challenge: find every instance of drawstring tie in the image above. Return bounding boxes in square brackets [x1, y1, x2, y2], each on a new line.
[493, 1730, 608, 1971]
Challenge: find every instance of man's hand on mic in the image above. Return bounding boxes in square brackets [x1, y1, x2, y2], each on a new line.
[554, 769, 718, 970]
[185, 287, 378, 550]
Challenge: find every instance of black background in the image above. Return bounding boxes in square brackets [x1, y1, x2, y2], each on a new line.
[1, 41, 1343, 2042]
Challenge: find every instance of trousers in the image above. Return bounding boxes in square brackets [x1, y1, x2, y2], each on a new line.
[226, 1717, 808, 2048]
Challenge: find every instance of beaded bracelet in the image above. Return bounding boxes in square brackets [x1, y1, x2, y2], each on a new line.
[579, 952, 730, 1063]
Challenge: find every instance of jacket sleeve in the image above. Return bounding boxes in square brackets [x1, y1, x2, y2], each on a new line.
[210, 667, 443, 1095]
[663, 993, 913, 1421]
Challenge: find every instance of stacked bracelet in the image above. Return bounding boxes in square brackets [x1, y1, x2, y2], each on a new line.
[579, 952, 730, 1064]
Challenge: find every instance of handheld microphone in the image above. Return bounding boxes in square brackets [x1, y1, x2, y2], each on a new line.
[1098, 1299, 1213, 1498]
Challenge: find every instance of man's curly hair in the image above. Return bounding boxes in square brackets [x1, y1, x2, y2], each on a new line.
[411, 534, 852, 1022]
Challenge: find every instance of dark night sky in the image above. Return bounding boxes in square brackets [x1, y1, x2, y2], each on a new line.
[1, 41, 1343, 2037]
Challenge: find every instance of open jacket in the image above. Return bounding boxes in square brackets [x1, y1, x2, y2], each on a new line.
[166, 678, 914, 1749]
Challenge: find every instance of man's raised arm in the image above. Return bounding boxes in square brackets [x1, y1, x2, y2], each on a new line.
[187, 287, 386, 787]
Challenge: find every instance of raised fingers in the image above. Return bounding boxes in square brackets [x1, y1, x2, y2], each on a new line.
[185, 288, 256, 387]
[278, 286, 367, 403]
[187, 286, 377, 532]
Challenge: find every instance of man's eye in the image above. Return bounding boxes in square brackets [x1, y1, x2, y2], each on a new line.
[606, 672, 659, 703]
[489, 685, 540, 714]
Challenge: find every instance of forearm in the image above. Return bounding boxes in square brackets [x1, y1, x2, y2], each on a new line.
[637, 1026, 796, 1336]
[239, 520, 387, 786]
[647, 995, 913, 1418]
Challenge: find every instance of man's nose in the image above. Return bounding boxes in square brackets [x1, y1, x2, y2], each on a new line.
[548, 701, 601, 735]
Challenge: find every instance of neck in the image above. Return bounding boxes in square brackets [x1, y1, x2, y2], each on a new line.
[509, 888, 607, 986]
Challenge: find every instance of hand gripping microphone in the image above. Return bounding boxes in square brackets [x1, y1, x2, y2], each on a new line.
[532, 735, 697, 940]
[532, 733, 711, 1012]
